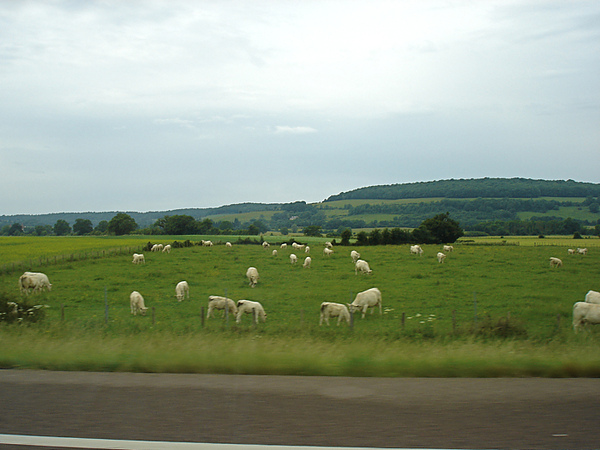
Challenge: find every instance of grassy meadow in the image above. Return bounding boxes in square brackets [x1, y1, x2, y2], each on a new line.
[1, 236, 600, 377]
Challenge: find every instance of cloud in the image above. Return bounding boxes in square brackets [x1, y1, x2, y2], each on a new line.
[273, 126, 318, 135]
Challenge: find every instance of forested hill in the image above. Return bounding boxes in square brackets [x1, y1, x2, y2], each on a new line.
[325, 178, 600, 201]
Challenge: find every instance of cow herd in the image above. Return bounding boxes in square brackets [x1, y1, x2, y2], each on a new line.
[14, 240, 598, 331]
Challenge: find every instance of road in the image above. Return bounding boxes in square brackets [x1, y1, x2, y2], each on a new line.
[0, 370, 599, 449]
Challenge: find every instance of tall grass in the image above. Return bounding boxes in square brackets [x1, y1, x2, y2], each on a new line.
[1, 237, 599, 376]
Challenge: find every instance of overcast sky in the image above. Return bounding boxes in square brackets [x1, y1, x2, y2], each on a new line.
[1, 1, 599, 215]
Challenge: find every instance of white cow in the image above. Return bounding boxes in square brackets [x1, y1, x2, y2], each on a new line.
[280, 243, 287, 249]
[577, 248, 588, 255]
[246, 267, 259, 287]
[236, 300, 267, 324]
[151, 244, 160, 252]
[585, 290, 600, 304]
[348, 287, 382, 318]
[19, 272, 52, 294]
[207, 295, 237, 318]
[303, 256, 312, 268]
[319, 302, 350, 326]
[262, 241, 270, 249]
[162, 244, 171, 254]
[132, 253, 145, 264]
[410, 245, 423, 256]
[201, 240, 213, 247]
[567, 248, 575, 255]
[325, 242, 333, 249]
[323, 248, 334, 256]
[305, 246, 310, 254]
[355, 259, 372, 275]
[130, 291, 148, 316]
[443, 245, 454, 252]
[437, 252, 447, 263]
[175, 281, 189, 301]
[350, 250, 360, 263]
[272, 249, 278, 256]
[549, 257, 563, 268]
[290, 254, 298, 265]
[225, 242, 233, 248]
[573, 301, 600, 332]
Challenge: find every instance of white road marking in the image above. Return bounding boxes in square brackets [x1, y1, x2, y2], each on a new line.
[0, 434, 462, 450]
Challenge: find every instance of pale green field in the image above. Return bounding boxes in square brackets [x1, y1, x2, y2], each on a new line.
[1, 235, 600, 376]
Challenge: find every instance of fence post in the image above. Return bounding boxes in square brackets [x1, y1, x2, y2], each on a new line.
[473, 292, 478, 325]
[104, 287, 108, 324]
[401, 312, 405, 329]
[452, 310, 456, 334]
[224, 289, 229, 326]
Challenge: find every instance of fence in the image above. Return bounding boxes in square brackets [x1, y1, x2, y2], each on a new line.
[0, 245, 145, 275]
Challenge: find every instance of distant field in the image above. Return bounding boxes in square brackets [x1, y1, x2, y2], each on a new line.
[1, 236, 599, 376]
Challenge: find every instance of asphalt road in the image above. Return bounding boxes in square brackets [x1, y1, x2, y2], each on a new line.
[0, 370, 599, 449]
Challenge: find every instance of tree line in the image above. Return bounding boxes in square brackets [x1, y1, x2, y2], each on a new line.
[326, 177, 600, 201]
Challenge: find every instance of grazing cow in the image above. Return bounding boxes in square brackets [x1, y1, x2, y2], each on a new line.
[236, 300, 267, 324]
[355, 259, 372, 275]
[201, 240, 213, 247]
[443, 245, 454, 252]
[305, 246, 310, 254]
[567, 248, 575, 255]
[162, 244, 171, 254]
[262, 241, 270, 249]
[350, 250, 360, 263]
[290, 254, 298, 265]
[132, 253, 145, 264]
[280, 243, 287, 249]
[348, 287, 382, 318]
[151, 244, 160, 252]
[19, 272, 52, 294]
[323, 248, 334, 256]
[319, 302, 350, 326]
[577, 248, 588, 255]
[130, 291, 148, 316]
[410, 245, 423, 256]
[325, 242, 333, 249]
[175, 281, 189, 301]
[585, 290, 600, 304]
[225, 242, 233, 248]
[437, 252, 446, 263]
[549, 257, 563, 268]
[303, 256, 312, 268]
[573, 301, 600, 332]
[207, 295, 237, 318]
[272, 249, 278, 256]
[246, 267, 259, 287]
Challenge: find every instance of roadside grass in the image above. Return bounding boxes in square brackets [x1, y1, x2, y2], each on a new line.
[1, 237, 599, 376]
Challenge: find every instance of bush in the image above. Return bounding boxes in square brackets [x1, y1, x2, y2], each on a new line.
[0, 292, 48, 324]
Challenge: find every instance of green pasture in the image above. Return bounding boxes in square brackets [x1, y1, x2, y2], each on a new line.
[1, 236, 599, 376]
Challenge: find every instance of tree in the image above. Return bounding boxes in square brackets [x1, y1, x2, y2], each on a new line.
[108, 213, 138, 236]
[8, 223, 24, 236]
[54, 219, 71, 236]
[340, 228, 352, 245]
[73, 218, 93, 236]
[159, 215, 198, 235]
[417, 212, 463, 244]
[95, 220, 109, 234]
[303, 225, 322, 237]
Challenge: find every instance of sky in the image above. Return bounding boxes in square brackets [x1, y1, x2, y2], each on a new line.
[1, 0, 599, 215]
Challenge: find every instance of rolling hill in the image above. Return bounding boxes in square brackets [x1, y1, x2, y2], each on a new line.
[2, 178, 600, 234]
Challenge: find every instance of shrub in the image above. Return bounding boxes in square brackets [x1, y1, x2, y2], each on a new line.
[0, 292, 48, 324]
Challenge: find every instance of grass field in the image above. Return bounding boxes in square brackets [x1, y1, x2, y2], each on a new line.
[1, 236, 599, 377]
